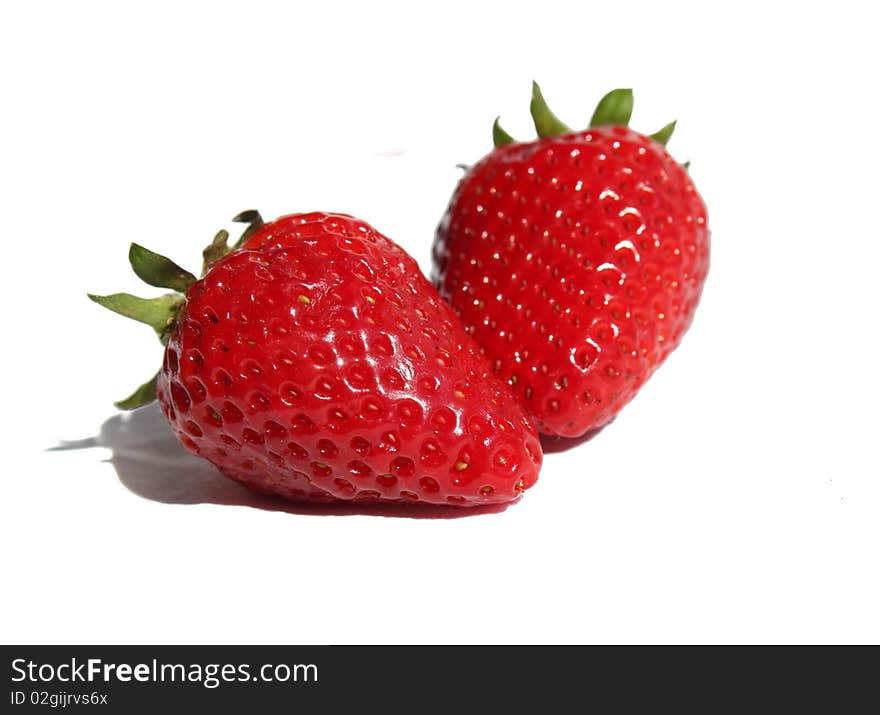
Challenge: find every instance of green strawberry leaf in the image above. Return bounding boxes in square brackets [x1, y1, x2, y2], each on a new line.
[649, 120, 677, 146]
[114, 371, 159, 410]
[530, 81, 571, 138]
[590, 88, 634, 128]
[88, 292, 183, 342]
[492, 117, 516, 146]
[201, 229, 230, 273]
[231, 209, 265, 249]
[129, 243, 196, 292]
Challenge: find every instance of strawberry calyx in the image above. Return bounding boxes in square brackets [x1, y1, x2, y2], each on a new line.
[89, 210, 263, 410]
[589, 87, 634, 128]
[128, 243, 197, 292]
[492, 117, 515, 147]
[87, 292, 185, 344]
[529, 81, 571, 138]
[202, 210, 264, 272]
[492, 82, 680, 151]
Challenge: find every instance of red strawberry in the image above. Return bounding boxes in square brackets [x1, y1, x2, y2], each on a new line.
[433, 84, 710, 438]
[90, 211, 542, 506]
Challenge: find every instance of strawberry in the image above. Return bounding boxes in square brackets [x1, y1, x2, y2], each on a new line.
[433, 84, 710, 438]
[90, 211, 542, 506]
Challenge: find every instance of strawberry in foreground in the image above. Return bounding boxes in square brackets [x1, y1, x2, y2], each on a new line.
[433, 84, 710, 438]
[90, 211, 542, 506]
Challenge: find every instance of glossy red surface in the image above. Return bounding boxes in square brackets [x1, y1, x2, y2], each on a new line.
[157, 212, 542, 505]
[433, 127, 710, 437]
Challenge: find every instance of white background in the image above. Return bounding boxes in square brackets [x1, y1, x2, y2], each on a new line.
[2, 1, 878, 644]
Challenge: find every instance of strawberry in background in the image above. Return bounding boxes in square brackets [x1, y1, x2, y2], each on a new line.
[433, 84, 710, 438]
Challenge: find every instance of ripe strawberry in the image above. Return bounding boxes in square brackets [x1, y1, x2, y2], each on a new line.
[433, 84, 710, 438]
[90, 211, 542, 506]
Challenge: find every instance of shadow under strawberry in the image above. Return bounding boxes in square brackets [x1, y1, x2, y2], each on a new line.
[539, 424, 609, 454]
[51, 404, 514, 519]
